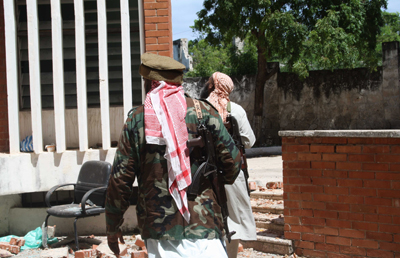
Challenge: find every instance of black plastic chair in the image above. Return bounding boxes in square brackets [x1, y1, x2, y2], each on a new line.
[44, 160, 112, 250]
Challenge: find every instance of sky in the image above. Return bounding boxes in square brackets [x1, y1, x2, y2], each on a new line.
[171, 0, 400, 41]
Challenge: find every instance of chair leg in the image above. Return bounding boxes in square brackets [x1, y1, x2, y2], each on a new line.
[42, 215, 51, 248]
[45, 214, 50, 227]
[74, 218, 79, 250]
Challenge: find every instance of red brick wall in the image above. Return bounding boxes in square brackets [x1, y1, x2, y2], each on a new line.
[143, 0, 173, 57]
[0, 0, 8, 153]
[282, 136, 400, 258]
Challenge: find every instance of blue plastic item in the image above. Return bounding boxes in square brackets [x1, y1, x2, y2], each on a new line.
[0, 227, 58, 250]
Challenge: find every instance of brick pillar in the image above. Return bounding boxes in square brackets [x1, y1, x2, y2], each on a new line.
[281, 131, 400, 258]
[143, 0, 173, 57]
[0, 0, 9, 153]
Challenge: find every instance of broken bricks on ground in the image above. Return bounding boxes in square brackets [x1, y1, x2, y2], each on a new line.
[0, 180, 282, 257]
[0, 234, 147, 258]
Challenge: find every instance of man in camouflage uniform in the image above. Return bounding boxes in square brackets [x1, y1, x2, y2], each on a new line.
[105, 53, 241, 257]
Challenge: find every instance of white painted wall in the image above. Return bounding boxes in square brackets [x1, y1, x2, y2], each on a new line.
[0, 149, 117, 196]
[0, 148, 142, 236]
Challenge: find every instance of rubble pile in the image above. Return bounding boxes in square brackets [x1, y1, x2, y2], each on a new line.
[0, 234, 255, 258]
[0, 235, 148, 258]
[68, 235, 148, 258]
[265, 182, 283, 190]
[248, 181, 283, 192]
[0, 237, 25, 256]
[237, 248, 303, 258]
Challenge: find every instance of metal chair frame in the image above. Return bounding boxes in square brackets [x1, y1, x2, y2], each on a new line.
[44, 161, 112, 250]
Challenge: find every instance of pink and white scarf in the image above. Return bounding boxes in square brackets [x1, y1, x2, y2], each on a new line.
[144, 81, 191, 222]
[207, 72, 234, 122]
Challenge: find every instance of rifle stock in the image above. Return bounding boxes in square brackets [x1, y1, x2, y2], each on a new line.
[202, 127, 236, 243]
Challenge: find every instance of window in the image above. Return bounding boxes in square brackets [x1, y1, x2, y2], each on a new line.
[17, 0, 142, 110]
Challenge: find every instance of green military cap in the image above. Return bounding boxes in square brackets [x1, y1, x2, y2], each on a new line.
[139, 52, 186, 84]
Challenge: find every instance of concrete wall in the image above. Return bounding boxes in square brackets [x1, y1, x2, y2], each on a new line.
[0, 149, 117, 196]
[173, 38, 193, 73]
[276, 68, 384, 131]
[7, 206, 138, 237]
[183, 42, 400, 147]
[280, 130, 400, 257]
[0, 195, 21, 236]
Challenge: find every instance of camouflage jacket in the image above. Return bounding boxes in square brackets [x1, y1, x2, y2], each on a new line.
[105, 96, 241, 240]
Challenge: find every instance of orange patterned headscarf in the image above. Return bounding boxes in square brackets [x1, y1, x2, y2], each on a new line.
[207, 72, 234, 122]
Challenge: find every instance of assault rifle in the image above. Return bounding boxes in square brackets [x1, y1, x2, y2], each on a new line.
[224, 114, 251, 196]
[187, 124, 236, 243]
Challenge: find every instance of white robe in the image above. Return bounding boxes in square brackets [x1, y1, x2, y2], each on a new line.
[146, 239, 227, 258]
[225, 102, 257, 241]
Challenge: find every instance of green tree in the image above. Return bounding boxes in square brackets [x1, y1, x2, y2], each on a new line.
[228, 37, 258, 76]
[194, 0, 388, 123]
[185, 39, 230, 77]
[376, 11, 400, 59]
[186, 36, 257, 78]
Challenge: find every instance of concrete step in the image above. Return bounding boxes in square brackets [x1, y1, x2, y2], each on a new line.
[246, 187, 289, 256]
[253, 213, 284, 231]
[250, 189, 283, 200]
[250, 199, 284, 214]
[241, 230, 293, 255]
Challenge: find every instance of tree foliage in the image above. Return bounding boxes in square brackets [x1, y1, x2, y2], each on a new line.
[185, 36, 257, 78]
[376, 11, 400, 58]
[193, 0, 388, 116]
[185, 39, 230, 77]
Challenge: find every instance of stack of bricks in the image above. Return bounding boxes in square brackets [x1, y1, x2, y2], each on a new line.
[74, 248, 97, 258]
[144, 0, 173, 57]
[131, 238, 148, 258]
[0, 0, 8, 153]
[281, 135, 400, 257]
[0, 237, 25, 255]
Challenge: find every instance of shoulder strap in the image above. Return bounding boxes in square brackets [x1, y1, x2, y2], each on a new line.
[193, 99, 203, 121]
[127, 104, 144, 118]
[227, 101, 231, 114]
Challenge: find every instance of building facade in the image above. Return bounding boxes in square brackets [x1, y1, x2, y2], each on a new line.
[0, 0, 174, 235]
